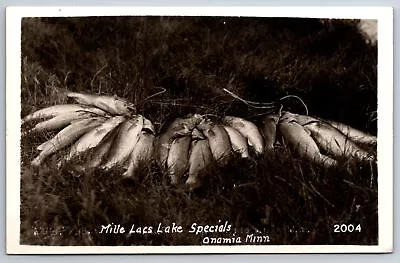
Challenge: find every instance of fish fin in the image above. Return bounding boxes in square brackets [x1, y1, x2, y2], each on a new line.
[333, 138, 347, 155]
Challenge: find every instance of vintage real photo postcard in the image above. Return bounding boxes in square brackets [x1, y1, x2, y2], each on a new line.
[6, 6, 393, 254]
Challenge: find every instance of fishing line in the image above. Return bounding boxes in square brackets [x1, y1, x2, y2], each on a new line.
[135, 87, 167, 109]
[146, 101, 215, 111]
[222, 88, 277, 109]
[279, 95, 308, 116]
[143, 87, 167, 101]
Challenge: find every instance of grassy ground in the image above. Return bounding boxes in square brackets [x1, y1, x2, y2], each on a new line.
[20, 17, 377, 246]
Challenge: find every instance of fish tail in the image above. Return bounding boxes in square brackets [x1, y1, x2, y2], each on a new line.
[240, 150, 250, 158]
[101, 159, 118, 171]
[123, 165, 134, 178]
[31, 156, 43, 167]
[56, 159, 64, 169]
[185, 175, 201, 190]
[64, 90, 89, 104]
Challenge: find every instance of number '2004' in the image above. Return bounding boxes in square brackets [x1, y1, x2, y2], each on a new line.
[334, 224, 361, 232]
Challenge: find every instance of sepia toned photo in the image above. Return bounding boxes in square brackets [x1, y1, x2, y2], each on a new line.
[6, 6, 393, 254]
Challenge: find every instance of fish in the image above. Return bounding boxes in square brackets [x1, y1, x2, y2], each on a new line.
[278, 121, 337, 168]
[36, 116, 108, 151]
[325, 120, 377, 146]
[303, 121, 375, 162]
[198, 120, 232, 164]
[157, 114, 204, 168]
[35, 115, 105, 151]
[66, 91, 136, 116]
[186, 139, 213, 190]
[223, 116, 264, 154]
[22, 104, 107, 124]
[31, 117, 105, 167]
[261, 114, 279, 150]
[85, 128, 119, 168]
[102, 115, 144, 170]
[123, 132, 155, 178]
[223, 126, 249, 158]
[24, 111, 95, 135]
[167, 136, 192, 184]
[66, 116, 126, 161]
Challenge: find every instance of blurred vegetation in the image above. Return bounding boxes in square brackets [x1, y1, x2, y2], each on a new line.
[20, 16, 377, 246]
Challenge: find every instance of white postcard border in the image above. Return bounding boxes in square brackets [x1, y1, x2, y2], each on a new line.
[6, 6, 393, 254]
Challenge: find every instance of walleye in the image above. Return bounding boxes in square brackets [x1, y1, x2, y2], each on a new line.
[283, 111, 377, 146]
[67, 91, 136, 116]
[325, 120, 377, 146]
[24, 111, 94, 135]
[223, 126, 249, 158]
[124, 132, 155, 178]
[102, 116, 144, 170]
[66, 116, 126, 161]
[31, 117, 105, 166]
[279, 121, 337, 168]
[261, 114, 279, 150]
[35, 115, 104, 151]
[22, 104, 107, 124]
[198, 120, 232, 164]
[157, 114, 204, 168]
[223, 116, 264, 154]
[167, 136, 192, 184]
[186, 139, 213, 190]
[303, 121, 374, 161]
[281, 111, 320, 126]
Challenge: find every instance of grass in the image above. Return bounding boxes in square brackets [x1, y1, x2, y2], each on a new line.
[20, 16, 377, 246]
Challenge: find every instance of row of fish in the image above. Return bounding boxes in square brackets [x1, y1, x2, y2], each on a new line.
[23, 91, 152, 177]
[22, 91, 377, 190]
[158, 110, 377, 189]
[157, 114, 265, 189]
[276, 111, 377, 167]
[29, 113, 155, 177]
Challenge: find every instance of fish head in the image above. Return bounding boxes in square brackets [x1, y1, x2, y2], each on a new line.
[169, 115, 203, 136]
[263, 114, 280, 124]
[190, 114, 204, 125]
[279, 111, 297, 124]
[196, 119, 213, 134]
[168, 120, 192, 137]
[113, 97, 136, 115]
[191, 127, 206, 140]
[174, 125, 192, 136]
[182, 114, 204, 130]
[223, 116, 246, 128]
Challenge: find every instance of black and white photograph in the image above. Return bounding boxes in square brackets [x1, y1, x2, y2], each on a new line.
[6, 6, 393, 254]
